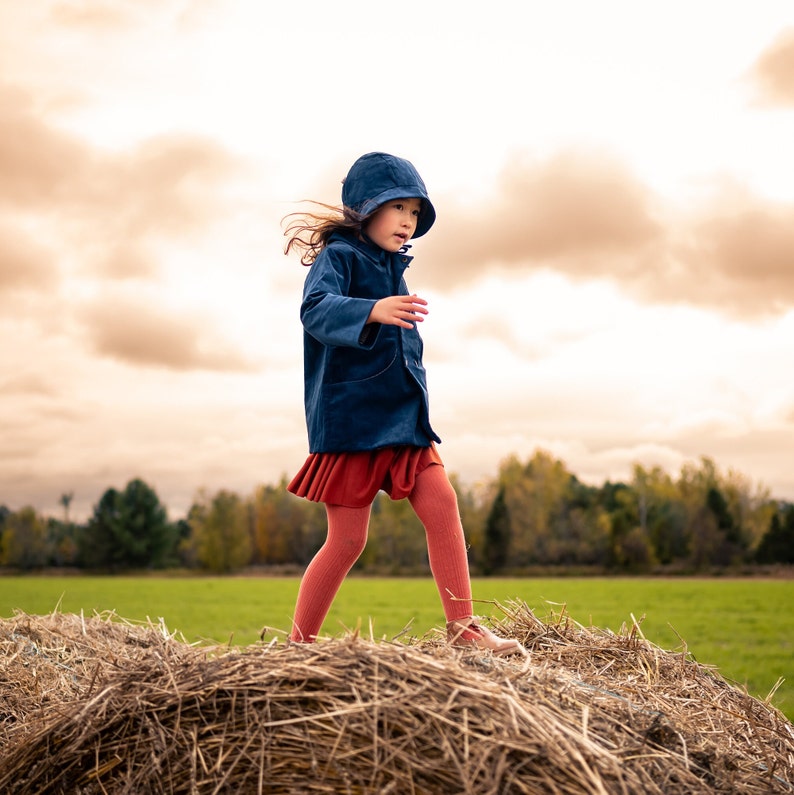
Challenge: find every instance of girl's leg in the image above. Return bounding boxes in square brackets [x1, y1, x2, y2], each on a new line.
[409, 464, 526, 656]
[407, 464, 473, 621]
[289, 503, 370, 642]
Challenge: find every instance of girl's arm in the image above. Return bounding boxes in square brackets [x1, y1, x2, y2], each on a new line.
[300, 251, 378, 348]
[300, 248, 428, 347]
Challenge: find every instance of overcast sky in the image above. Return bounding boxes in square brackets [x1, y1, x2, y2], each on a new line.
[2, 1, 794, 521]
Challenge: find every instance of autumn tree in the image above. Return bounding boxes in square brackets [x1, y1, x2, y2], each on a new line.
[47, 516, 79, 566]
[251, 478, 325, 566]
[601, 482, 650, 569]
[565, 481, 611, 566]
[363, 494, 428, 571]
[450, 473, 487, 567]
[630, 465, 687, 565]
[190, 489, 251, 573]
[674, 457, 766, 569]
[486, 451, 611, 567]
[496, 451, 574, 565]
[0, 506, 48, 569]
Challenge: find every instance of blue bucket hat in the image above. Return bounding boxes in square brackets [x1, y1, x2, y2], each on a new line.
[341, 152, 436, 238]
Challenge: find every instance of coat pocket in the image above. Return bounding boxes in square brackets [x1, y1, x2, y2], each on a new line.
[327, 345, 399, 385]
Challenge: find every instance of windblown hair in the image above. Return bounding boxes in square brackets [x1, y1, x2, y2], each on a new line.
[283, 202, 367, 266]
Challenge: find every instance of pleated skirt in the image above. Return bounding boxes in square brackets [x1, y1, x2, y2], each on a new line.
[287, 443, 443, 507]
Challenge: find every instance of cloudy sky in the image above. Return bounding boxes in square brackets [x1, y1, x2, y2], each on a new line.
[2, 1, 794, 521]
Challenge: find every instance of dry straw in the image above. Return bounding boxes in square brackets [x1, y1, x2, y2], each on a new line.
[1, 602, 792, 793]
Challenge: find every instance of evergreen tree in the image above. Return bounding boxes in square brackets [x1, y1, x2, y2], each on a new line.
[482, 486, 510, 575]
[706, 485, 746, 565]
[756, 504, 794, 564]
[80, 479, 174, 570]
[0, 505, 8, 559]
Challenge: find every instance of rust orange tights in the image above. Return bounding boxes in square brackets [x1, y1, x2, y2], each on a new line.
[289, 464, 473, 642]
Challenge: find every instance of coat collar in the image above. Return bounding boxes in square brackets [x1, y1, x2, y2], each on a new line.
[328, 231, 413, 269]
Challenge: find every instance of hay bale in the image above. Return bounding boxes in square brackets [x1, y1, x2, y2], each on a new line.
[0, 605, 791, 794]
[0, 610, 194, 746]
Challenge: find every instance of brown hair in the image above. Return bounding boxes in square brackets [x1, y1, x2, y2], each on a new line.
[282, 202, 367, 266]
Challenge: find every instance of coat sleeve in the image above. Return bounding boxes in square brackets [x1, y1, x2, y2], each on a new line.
[300, 248, 381, 349]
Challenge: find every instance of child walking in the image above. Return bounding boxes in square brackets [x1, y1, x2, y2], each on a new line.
[283, 152, 524, 655]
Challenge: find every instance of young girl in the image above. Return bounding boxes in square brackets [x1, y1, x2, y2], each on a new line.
[283, 152, 524, 655]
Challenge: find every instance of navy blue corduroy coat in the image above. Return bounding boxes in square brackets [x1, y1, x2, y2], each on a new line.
[300, 231, 440, 453]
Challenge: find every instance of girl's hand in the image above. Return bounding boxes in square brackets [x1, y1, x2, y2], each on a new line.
[367, 294, 428, 329]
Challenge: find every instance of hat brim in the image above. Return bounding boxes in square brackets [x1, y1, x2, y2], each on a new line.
[359, 187, 436, 238]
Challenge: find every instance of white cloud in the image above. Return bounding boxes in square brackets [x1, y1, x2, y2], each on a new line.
[3, 1, 794, 521]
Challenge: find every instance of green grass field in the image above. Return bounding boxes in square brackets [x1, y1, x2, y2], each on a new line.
[1, 575, 791, 721]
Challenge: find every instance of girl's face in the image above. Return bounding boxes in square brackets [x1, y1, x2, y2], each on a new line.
[364, 197, 422, 252]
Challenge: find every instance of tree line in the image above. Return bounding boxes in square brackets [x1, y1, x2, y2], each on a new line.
[1, 450, 793, 573]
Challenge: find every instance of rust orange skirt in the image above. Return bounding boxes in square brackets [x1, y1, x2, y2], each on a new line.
[287, 444, 443, 507]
